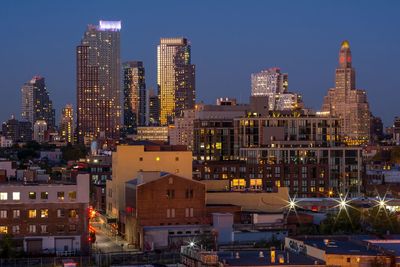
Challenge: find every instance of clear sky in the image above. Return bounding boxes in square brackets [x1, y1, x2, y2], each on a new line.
[1, 0, 399, 126]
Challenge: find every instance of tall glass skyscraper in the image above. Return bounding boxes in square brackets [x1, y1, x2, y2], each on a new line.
[157, 38, 195, 125]
[123, 61, 146, 134]
[21, 76, 55, 129]
[77, 20, 121, 144]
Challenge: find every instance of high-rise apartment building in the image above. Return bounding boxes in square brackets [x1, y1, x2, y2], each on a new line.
[77, 20, 121, 144]
[60, 104, 74, 144]
[148, 88, 159, 125]
[157, 38, 195, 125]
[251, 68, 301, 111]
[21, 76, 55, 129]
[322, 41, 370, 144]
[1, 116, 32, 142]
[123, 61, 146, 134]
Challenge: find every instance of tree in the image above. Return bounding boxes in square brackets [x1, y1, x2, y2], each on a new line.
[61, 144, 88, 162]
[365, 207, 400, 235]
[319, 208, 362, 234]
[0, 234, 15, 258]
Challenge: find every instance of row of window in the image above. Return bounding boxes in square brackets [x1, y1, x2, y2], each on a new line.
[166, 208, 194, 218]
[0, 209, 78, 219]
[0, 224, 77, 234]
[0, 191, 77, 201]
[166, 189, 194, 199]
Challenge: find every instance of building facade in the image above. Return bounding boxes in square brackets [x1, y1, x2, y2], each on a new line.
[123, 61, 146, 134]
[106, 144, 193, 235]
[77, 21, 121, 144]
[0, 174, 90, 254]
[2, 116, 32, 142]
[21, 76, 55, 129]
[157, 38, 195, 125]
[322, 40, 370, 145]
[124, 173, 208, 250]
[60, 104, 74, 144]
[148, 89, 160, 126]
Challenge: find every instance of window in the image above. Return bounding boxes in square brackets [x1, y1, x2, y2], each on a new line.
[139, 157, 143, 161]
[69, 191, 76, 200]
[12, 225, 19, 234]
[0, 210, 7, 218]
[186, 189, 194, 199]
[13, 210, 20, 219]
[167, 209, 171, 218]
[69, 224, 77, 232]
[28, 209, 37, 218]
[41, 225, 48, 233]
[29, 225, 36, 233]
[29, 192, 36, 199]
[69, 209, 77, 218]
[185, 208, 189, 218]
[56, 225, 64, 233]
[190, 208, 194, 217]
[12, 192, 20, 200]
[167, 189, 175, 199]
[40, 209, 48, 218]
[171, 208, 175, 218]
[175, 157, 179, 161]
[57, 209, 64, 218]
[41, 192, 48, 199]
[0, 192, 7, 200]
[0, 226, 8, 234]
[57, 192, 64, 200]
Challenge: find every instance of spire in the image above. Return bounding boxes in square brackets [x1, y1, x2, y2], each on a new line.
[338, 40, 352, 68]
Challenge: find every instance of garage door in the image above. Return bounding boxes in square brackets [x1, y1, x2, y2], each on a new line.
[26, 239, 42, 254]
[55, 238, 73, 252]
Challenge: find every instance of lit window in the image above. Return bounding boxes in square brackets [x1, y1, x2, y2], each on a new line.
[69, 209, 77, 218]
[0, 226, 8, 234]
[57, 209, 64, 218]
[40, 209, 48, 218]
[13, 210, 20, 218]
[12, 192, 20, 200]
[41, 192, 48, 199]
[41, 225, 48, 233]
[0, 192, 7, 200]
[28, 209, 37, 218]
[69, 191, 76, 200]
[29, 192, 36, 199]
[29, 225, 36, 233]
[57, 192, 64, 200]
[156, 157, 160, 161]
[0, 210, 7, 218]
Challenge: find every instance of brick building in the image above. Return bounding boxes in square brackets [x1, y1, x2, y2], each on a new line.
[0, 174, 90, 255]
[124, 172, 209, 250]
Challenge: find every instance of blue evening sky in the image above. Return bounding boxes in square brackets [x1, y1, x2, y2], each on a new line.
[1, 0, 399, 126]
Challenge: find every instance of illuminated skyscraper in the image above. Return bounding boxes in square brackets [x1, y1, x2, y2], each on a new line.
[77, 20, 121, 144]
[123, 61, 146, 134]
[21, 76, 55, 129]
[157, 38, 195, 125]
[322, 40, 370, 144]
[60, 104, 74, 144]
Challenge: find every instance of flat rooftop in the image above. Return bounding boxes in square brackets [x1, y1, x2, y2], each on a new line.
[218, 250, 324, 266]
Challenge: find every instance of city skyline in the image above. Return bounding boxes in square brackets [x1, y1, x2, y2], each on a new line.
[1, 1, 400, 126]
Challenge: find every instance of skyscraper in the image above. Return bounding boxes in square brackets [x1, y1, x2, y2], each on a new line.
[148, 88, 159, 126]
[60, 104, 74, 144]
[157, 38, 195, 125]
[322, 41, 370, 144]
[77, 20, 121, 144]
[251, 68, 301, 111]
[123, 61, 146, 134]
[21, 76, 55, 128]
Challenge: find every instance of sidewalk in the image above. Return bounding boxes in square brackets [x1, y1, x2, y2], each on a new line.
[91, 221, 138, 252]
